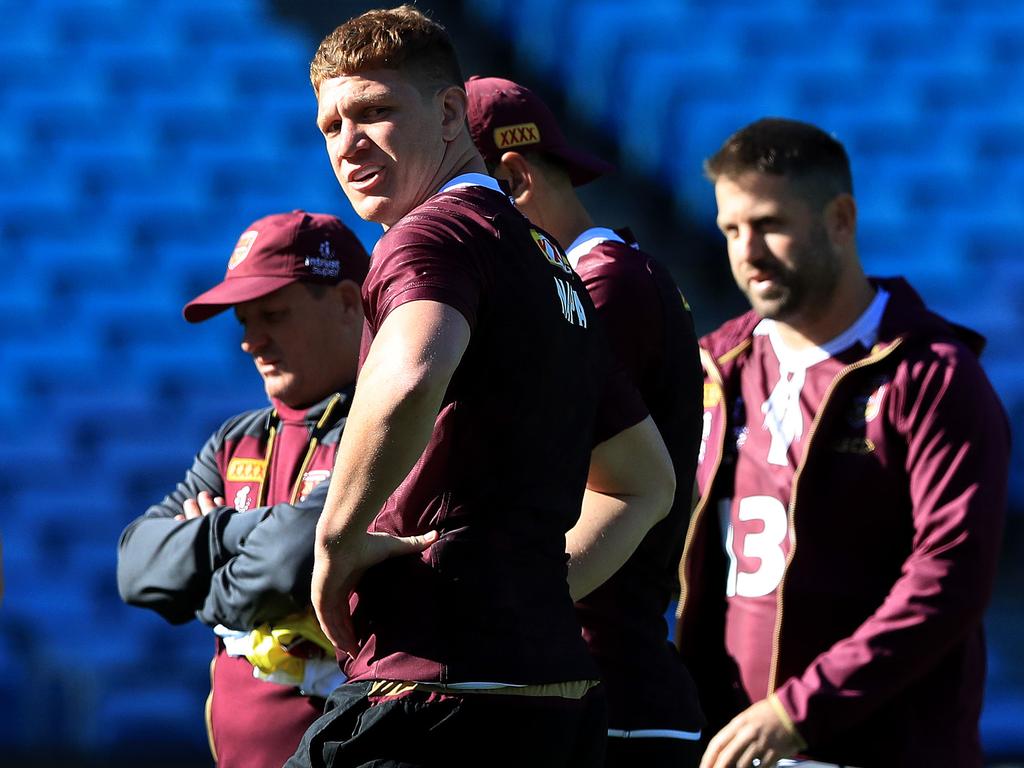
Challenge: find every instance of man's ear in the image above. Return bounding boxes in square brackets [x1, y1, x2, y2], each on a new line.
[439, 85, 468, 142]
[826, 193, 857, 248]
[498, 151, 534, 205]
[334, 279, 365, 322]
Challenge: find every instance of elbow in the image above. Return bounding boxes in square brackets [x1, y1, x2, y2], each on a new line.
[650, 456, 676, 524]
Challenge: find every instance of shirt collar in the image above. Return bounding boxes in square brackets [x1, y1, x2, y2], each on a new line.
[440, 173, 504, 194]
[755, 287, 891, 371]
[564, 227, 626, 269]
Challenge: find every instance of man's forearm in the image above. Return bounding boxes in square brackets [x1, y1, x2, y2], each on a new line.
[566, 489, 665, 600]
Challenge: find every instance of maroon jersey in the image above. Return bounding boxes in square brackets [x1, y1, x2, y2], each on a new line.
[724, 320, 868, 702]
[568, 228, 705, 735]
[347, 175, 646, 686]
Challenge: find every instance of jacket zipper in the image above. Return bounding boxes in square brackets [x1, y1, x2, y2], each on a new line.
[766, 338, 904, 693]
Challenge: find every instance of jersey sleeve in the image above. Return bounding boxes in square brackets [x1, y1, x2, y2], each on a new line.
[364, 215, 488, 333]
[116, 422, 261, 624]
[593, 354, 648, 445]
[773, 342, 1010, 746]
[575, 248, 661, 385]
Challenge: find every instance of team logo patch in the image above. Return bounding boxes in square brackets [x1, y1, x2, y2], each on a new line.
[298, 469, 331, 502]
[703, 381, 722, 408]
[847, 377, 889, 427]
[233, 485, 253, 512]
[228, 230, 259, 270]
[864, 383, 888, 423]
[304, 240, 340, 278]
[226, 458, 266, 483]
[531, 229, 572, 273]
[494, 122, 541, 150]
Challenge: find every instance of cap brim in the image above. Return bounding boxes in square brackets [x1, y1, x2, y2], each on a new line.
[183, 275, 300, 323]
[547, 145, 617, 187]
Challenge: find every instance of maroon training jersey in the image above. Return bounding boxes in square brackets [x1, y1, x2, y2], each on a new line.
[348, 175, 646, 686]
[724, 298, 886, 702]
[568, 228, 705, 733]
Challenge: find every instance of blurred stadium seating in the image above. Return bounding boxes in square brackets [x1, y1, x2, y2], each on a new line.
[0, 0, 1020, 762]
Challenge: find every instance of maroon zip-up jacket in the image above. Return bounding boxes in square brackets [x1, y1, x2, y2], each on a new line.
[675, 277, 1009, 767]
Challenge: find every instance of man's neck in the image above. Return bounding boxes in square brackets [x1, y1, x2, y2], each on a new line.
[775, 275, 877, 350]
[545, 192, 594, 251]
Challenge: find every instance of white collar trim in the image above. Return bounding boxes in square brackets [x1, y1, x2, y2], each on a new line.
[565, 227, 625, 269]
[755, 287, 890, 371]
[440, 173, 504, 194]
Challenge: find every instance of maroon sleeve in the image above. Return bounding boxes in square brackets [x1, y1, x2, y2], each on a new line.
[364, 216, 487, 333]
[593, 356, 648, 445]
[575, 247, 661, 385]
[774, 341, 1010, 745]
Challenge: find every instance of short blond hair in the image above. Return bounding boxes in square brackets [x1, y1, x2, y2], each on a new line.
[310, 5, 464, 96]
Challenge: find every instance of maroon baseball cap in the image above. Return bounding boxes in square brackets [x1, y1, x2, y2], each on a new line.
[183, 210, 370, 323]
[465, 75, 616, 187]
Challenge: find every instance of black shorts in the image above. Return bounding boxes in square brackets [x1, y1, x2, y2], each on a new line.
[285, 680, 608, 768]
[604, 732, 702, 768]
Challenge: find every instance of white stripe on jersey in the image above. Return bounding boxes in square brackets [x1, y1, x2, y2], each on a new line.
[606, 727, 702, 741]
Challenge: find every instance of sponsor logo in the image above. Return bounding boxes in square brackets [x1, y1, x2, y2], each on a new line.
[298, 469, 331, 502]
[304, 240, 341, 278]
[226, 457, 266, 482]
[531, 229, 572, 273]
[494, 122, 540, 149]
[233, 485, 253, 512]
[703, 381, 722, 408]
[228, 230, 259, 270]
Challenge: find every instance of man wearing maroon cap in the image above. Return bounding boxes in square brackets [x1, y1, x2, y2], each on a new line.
[466, 74, 707, 768]
[285, 5, 677, 768]
[117, 210, 369, 768]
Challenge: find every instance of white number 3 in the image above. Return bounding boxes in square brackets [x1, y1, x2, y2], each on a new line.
[722, 495, 788, 598]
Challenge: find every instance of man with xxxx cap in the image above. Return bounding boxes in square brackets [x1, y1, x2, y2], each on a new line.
[466, 75, 707, 768]
[287, 5, 677, 767]
[117, 210, 369, 768]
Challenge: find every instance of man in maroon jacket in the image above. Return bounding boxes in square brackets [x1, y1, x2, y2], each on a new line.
[465, 75, 706, 768]
[117, 210, 369, 768]
[287, 6, 676, 768]
[677, 117, 1010, 768]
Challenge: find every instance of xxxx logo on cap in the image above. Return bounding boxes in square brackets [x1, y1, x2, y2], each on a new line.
[494, 122, 541, 150]
[228, 230, 259, 270]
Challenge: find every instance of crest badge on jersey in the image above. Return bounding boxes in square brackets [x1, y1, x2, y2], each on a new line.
[233, 485, 253, 512]
[298, 469, 331, 502]
[847, 377, 889, 427]
[531, 229, 572, 273]
[228, 230, 259, 270]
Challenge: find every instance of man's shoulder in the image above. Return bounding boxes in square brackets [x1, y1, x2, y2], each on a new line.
[382, 185, 514, 245]
[212, 405, 274, 445]
[700, 311, 761, 365]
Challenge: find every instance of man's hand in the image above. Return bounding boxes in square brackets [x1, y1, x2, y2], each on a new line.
[699, 698, 805, 768]
[312, 528, 437, 659]
[175, 491, 226, 521]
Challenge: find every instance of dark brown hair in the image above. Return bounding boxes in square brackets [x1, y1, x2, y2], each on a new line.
[705, 117, 854, 206]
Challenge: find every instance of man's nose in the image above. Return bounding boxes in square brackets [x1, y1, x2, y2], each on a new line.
[241, 327, 268, 354]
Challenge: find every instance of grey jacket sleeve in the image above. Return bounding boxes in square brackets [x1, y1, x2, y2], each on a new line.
[195, 478, 330, 630]
[116, 423, 263, 624]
